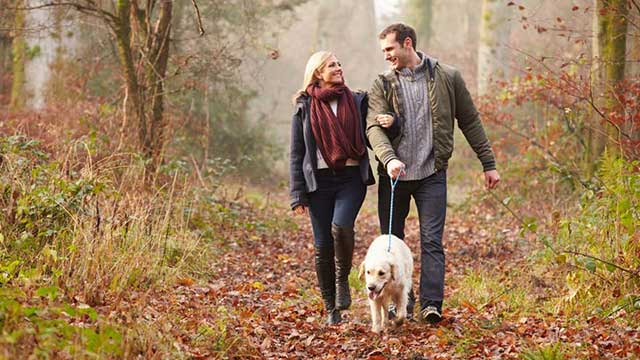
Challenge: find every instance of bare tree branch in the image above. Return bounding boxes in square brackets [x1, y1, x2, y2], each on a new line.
[511, 47, 633, 144]
[191, 0, 205, 36]
[488, 120, 594, 189]
[562, 250, 640, 278]
[14, 1, 117, 23]
[630, 0, 640, 16]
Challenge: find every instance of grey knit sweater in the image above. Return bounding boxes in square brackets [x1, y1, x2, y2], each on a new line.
[396, 52, 435, 181]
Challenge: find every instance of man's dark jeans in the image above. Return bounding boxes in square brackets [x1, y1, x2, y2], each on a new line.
[378, 170, 446, 312]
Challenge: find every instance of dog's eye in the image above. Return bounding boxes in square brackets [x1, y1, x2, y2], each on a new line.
[378, 271, 385, 276]
[366, 270, 371, 274]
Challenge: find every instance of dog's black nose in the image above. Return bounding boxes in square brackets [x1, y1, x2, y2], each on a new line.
[367, 285, 376, 291]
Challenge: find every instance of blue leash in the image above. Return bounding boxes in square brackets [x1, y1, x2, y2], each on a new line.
[387, 174, 402, 252]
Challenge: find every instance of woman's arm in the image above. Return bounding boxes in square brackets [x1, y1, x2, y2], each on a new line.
[289, 103, 309, 210]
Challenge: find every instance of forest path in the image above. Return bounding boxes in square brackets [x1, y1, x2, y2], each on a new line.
[147, 188, 639, 359]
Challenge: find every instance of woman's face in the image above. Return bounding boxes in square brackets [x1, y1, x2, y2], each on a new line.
[316, 55, 343, 87]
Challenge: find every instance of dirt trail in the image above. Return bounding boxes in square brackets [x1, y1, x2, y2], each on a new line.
[148, 192, 639, 359]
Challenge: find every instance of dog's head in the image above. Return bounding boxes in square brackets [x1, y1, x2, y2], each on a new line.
[359, 256, 396, 300]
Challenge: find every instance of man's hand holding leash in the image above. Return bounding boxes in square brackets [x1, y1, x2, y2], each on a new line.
[387, 159, 406, 179]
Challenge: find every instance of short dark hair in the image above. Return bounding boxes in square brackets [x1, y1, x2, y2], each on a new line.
[379, 23, 417, 49]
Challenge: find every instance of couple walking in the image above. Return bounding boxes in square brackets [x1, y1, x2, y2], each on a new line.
[289, 23, 500, 326]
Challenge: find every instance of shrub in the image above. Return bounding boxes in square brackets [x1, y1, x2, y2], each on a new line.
[546, 153, 639, 318]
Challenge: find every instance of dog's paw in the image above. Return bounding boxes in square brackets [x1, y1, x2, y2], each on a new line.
[391, 317, 405, 328]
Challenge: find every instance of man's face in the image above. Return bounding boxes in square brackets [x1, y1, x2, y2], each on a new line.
[380, 32, 411, 70]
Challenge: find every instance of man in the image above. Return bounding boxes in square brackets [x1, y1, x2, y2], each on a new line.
[366, 23, 500, 324]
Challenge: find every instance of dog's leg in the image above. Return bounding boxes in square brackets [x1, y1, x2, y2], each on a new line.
[394, 289, 408, 327]
[370, 300, 382, 333]
[380, 300, 389, 332]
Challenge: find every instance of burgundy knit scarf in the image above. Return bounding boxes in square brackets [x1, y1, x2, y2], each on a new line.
[306, 83, 366, 170]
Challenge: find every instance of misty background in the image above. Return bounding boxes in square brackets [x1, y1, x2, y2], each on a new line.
[1, 0, 639, 180]
[1, 1, 640, 357]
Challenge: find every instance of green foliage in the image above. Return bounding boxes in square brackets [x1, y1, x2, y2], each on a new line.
[520, 343, 565, 360]
[0, 260, 21, 285]
[187, 305, 259, 356]
[0, 136, 105, 258]
[477, 63, 639, 321]
[448, 269, 538, 317]
[208, 87, 279, 177]
[0, 288, 122, 356]
[0, 133, 292, 356]
[172, 82, 279, 182]
[348, 268, 364, 293]
[546, 152, 639, 318]
[26, 44, 41, 60]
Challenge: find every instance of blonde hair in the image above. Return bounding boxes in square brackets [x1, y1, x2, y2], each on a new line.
[292, 51, 334, 103]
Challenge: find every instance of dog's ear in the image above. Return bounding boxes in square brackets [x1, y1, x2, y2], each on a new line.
[390, 264, 396, 281]
[358, 261, 365, 280]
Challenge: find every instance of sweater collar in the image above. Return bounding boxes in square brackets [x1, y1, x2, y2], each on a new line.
[397, 51, 437, 81]
[398, 52, 427, 77]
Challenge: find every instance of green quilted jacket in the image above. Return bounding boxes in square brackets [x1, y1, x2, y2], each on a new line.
[366, 56, 496, 173]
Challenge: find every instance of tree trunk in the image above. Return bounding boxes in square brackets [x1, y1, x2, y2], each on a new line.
[477, 0, 513, 95]
[147, 0, 172, 167]
[626, 3, 640, 78]
[109, 0, 173, 173]
[590, 0, 628, 159]
[0, 0, 12, 98]
[113, 0, 147, 159]
[597, 0, 628, 87]
[9, 0, 26, 111]
[404, 0, 433, 50]
[0, 34, 11, 98]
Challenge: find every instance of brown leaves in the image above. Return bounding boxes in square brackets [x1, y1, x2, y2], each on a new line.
[507, 1, 525, 10]
[85, 192, 640, 358]
[177, 277, 195, 287]
[535, 25, 547, 33]
[267, 48, 280, 60]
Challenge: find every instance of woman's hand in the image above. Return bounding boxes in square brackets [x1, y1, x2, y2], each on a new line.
[293, 205, 308, 215]
[375, 114, 394, 128]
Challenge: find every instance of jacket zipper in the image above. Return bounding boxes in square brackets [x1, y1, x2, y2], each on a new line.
[427, 73, 439, 172]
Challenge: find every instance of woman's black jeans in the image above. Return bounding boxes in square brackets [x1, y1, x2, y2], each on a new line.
[308, 166, 366, 248]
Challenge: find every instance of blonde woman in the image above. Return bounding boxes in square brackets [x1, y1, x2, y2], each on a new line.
[289, 51, 374, 325]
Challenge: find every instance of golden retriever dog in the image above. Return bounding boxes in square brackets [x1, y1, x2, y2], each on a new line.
[359, 234, 413, 333]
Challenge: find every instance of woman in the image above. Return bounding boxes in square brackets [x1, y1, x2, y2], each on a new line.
[289, 51, 374, 325]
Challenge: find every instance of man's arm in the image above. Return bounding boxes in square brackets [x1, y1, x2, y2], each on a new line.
[453, 70, 496, 172]
[366, 77, 398, 168]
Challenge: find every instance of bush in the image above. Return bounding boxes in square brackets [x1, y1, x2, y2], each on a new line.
[0, 136, 104, 259]
[0, 133, 293, 356]
[546, 153, 640, 318]
[476, 71, 640, 322]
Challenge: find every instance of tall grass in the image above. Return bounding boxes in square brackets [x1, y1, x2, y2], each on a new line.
[541, 152, 640, 319]
[0, 134, 255, 356]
